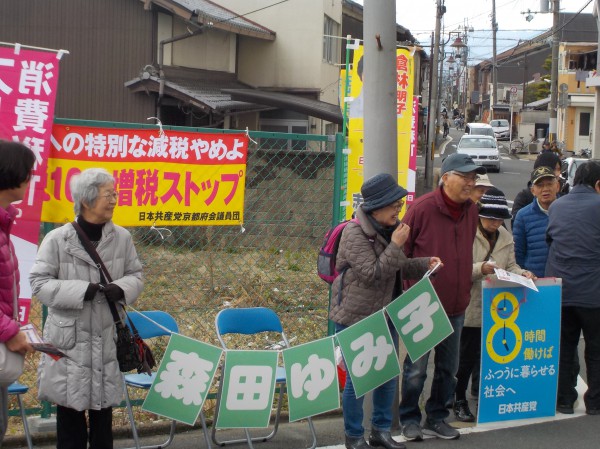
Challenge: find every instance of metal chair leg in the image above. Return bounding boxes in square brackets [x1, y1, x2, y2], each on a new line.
[16, 394, 33, 449]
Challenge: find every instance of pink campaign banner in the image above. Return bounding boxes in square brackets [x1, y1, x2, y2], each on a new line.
[0, 45, 62, 321]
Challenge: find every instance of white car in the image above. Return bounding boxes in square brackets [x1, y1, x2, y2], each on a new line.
[490, 119, 510, 141]
[561, 157, 588, 191]
[456, 135, 501, 172]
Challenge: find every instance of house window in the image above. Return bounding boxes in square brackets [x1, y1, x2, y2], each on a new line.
[323, 15, 340, 64]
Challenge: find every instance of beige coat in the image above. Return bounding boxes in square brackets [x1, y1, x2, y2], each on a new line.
[29, 221, 143, 411]
[464, 225, 525, 328]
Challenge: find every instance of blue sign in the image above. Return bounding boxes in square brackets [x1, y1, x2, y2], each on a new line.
[479, 279, 561, 424]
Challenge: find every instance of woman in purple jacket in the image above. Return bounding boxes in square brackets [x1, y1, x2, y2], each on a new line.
[0, 140, 35, 444]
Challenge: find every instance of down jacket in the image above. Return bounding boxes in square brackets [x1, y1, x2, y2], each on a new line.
[464, 225, 526, 327]
[29, 221, 143, 411]
[329, 207, 430, 327]
[0, 205, 20, 343]
[513, 199, 549, 278]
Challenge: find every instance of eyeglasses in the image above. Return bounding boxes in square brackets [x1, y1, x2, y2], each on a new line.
[451, 171, 478, 182]
[389, 200, 405, 211]
[101, 191, 118, 201]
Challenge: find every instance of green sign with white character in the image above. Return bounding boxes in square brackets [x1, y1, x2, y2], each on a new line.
[386, 277, 453, 362]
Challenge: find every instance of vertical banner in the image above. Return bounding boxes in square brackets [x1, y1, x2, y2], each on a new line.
[386, 277, 453, 362]
[345, 46, 415, 219]
[0, 45, 62, 319]
[142, 334, 222, 425]
[216, 350, 278, 428]
[335, 310, 400, 398]
[282, 337, 340, 422]
[478, 279, 561, 424]
[408, 96, 419, 205]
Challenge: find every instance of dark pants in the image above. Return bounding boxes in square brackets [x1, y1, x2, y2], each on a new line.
[455, 327, 481, 401]
[56, 405, 113, 449]
[558, 306, 600, 412]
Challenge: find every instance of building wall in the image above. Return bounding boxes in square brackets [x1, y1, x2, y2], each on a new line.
[0, 0, 156, 123]
[222, 0, 342, 102]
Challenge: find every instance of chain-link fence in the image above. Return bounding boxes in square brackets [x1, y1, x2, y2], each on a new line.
[7, 127, 344, 436]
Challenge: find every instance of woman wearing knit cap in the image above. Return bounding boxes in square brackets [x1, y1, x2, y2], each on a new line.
[453, 188, 535, 422]
[329, 173, 442, 449]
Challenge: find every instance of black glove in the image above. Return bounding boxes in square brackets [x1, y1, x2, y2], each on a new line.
[103, 283, 124, 303]
[84, 283, 102, 301]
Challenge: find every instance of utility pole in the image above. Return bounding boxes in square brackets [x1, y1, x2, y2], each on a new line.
[491, 0, 498, 121]
[363, 0, 397, 179]
[549, 0, 560, 142]
[592, 0, 600, 158]
[425, 0, 444, 188]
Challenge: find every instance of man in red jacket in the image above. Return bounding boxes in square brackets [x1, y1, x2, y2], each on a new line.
[399, 153, 484, 441]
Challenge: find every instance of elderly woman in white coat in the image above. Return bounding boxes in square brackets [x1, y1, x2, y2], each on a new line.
[30, 168, 143, 449]
[452, 188, 534, 423]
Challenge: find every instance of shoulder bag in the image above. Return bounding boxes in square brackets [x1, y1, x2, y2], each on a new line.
[72, 221, 154, 375]
[0, 245, 25, 385]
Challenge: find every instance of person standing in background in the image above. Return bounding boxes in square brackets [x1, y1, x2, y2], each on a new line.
[0, 140, 35, 445]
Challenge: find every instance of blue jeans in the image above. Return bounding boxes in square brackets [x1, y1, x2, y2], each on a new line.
[335, 322, 399, 438]
[399, 314, 464, 425]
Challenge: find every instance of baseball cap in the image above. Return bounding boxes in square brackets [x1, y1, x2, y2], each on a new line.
[441, 153, 487, 175]
[530, 166, 556, 184]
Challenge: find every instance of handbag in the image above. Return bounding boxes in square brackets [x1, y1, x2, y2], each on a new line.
[0, 246, 25, 385]
[72, 221, 155, 375]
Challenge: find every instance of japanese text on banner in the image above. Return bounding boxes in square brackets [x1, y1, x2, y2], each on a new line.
[44, 124, 248, 226]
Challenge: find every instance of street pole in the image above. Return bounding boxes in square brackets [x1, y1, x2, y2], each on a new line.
[491, 0, 498, 121]
[425, 0, 443, 188]
[593, 0, 600, 158]
[363, 0, 397, 180]
[549, 0, 560, 143]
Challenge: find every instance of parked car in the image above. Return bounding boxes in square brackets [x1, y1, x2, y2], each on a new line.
[464, 122, 495, 139]
[490, 119, 510, 140]
[561, 157, 588, 192]
[456, 135, 501, 172]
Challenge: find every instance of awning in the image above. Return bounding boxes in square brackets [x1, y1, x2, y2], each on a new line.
[125, 67, 270, 114]
[222, 88, 343, 124]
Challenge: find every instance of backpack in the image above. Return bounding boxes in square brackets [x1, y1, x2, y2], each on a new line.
[317, 218, 359, 284]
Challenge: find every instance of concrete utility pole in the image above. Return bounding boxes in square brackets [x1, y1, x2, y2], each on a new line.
[491, 0, 498, 121]
[549, 0, 560, 142]
[593, 0, 600, 157]
[363, 0, 397, 180]
[425, 0, 444, 188]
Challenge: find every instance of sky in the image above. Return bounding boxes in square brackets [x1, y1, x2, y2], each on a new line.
[354, 0, 596, 62]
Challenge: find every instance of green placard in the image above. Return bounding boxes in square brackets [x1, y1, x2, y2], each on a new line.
[142, 333, 222, 425]
[386, 277, 453, 362]
[282, 336, 340, 422]
[335, 310, 400, 398]
[216, 350, 279, 429]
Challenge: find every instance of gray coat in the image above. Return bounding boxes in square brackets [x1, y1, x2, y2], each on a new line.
[29, 221, 143, 411]
[546, 184, 600, 307]
[329, 207, 430, 326]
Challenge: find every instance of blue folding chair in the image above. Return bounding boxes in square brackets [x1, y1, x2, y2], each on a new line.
[211, 307, 317, 449]
[122, 311, 211, 449]
[8, 382, 33, 449]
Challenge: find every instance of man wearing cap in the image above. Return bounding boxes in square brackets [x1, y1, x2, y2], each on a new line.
[513, 166, 558, 278]
[511, 152, 562, 228]
[453, 188, 534, 422]
[399, 153, 485, 441]
[330, 173, 441, 449]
